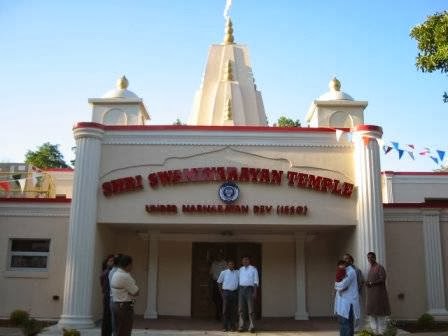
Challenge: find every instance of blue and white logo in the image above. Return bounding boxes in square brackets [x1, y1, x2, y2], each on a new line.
[218, 182, 240, 204]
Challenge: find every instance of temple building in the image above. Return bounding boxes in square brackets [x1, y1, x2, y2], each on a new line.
[1, 17, 448, 329]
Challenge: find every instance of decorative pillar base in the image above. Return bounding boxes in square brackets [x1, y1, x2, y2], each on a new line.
[58, 315, 95, 329]
[294, 312, 309, 320]
[428, 309, 448, 321]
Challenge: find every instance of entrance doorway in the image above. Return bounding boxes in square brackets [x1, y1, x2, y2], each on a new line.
[191, 242, 262, 318]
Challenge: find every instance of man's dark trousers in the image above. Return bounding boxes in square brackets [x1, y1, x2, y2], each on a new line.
[222, 289, 238, 330]
[112, 302, 134, 336]
[338, 304, 354, 336]
[238, 286, 255, 331]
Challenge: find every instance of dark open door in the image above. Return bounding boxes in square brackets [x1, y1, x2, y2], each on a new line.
[191, 242, 261, 318]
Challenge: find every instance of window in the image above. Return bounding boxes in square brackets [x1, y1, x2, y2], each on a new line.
[8, 239, 50, 271]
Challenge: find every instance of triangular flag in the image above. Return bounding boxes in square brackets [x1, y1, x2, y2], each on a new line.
[32, 172, 43, 186]
[407, 144, 415, 149]
[0, 181, 10, 192]
[391, 142, 400, 150]
[383, 145, 393, 154]
[398, 149, 404, 159]
[377, 138, 385, 147]
[362, 136, 371, 146]
[335, 129, 344, 142]
[430, 156, 439, 164]
[407, 151, 415, 160]
[436, 150, 446, 162]
[419, 148, 431, 156]
[18, 178, 26, 192]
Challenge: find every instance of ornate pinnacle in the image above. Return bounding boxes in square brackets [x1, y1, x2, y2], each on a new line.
[226, 97, 233, 120]
[117, 75, 129, 90]
[329, 77, 341, 92]
[223, 18, 235, 45]
[225, 60, 234, 81]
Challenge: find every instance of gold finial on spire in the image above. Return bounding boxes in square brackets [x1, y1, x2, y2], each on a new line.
[226, 97, 233, 120]
[329, 77, 341, 91]
[225, 60, 234, 81]
[223, 18, 235, 45]
[117, 75, 129, 90]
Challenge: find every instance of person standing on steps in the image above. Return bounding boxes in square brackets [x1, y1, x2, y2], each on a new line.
[365, 252, 391, 335]
[217, 260, 239, 331]
[110, 255, 139, 336]
[238, 256, 259, 333]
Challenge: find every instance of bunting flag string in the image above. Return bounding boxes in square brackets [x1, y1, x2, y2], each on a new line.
[0, 173, 44, 193]
[332, 129, 446, 167]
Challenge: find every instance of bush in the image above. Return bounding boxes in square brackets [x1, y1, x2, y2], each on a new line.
[63, 328, 81, 336]
[21, 318, 44, 336]
[9, 309, 30, 326]
[356, 329, 375, 336]
[417, 313, 435, 330]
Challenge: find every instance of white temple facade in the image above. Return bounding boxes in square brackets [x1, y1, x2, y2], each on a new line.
[0, 16, 448, 330]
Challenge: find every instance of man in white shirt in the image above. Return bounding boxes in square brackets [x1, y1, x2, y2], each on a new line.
[111, 255, 139, 336]
[238, 256, 259, 333]
[217, 260, 239, 331]
[335, 263, 360, 336]
[209, 252, 227, 320]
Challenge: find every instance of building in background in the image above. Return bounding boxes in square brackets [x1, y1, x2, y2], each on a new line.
[1, 17, 448, 329]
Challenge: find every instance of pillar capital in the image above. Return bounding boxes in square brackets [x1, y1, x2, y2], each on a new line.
[73, 122, 105, 141]
[352, 124, 383, 139]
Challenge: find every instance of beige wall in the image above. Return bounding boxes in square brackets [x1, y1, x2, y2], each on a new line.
[441, 220, 448, 309]
[158, 241, 192, 316]
[262, 242, 295, 316]
[306, 232, 345, 316]
[385, 221, 427, 319]
[97, 144, 357, 227]
[109, 230, 149, 315]
[0, 215, 69, 319]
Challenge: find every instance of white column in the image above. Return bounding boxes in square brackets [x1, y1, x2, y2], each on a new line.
[144, 232, 159, 319]
[294, 233, 309, 320]
[422, 210, 448, 320]
[58, 124, 104, 329]
[353, 125, 386, 274]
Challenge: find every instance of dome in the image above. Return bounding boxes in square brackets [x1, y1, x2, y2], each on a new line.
[102, 75, 140, 99]
[318, 77, 354, 101]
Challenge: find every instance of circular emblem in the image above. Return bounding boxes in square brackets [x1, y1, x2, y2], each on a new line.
[218, 182, 240, 204]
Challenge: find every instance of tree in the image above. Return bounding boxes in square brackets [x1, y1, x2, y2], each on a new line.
[276, 116, 301, 127]
[25, 142, 69, 169]
[410, 11, 448, 102]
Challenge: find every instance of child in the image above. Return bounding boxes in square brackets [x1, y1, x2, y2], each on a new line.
[335, 260, 347, 282]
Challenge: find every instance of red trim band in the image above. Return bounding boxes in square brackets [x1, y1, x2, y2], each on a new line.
[0, 198, 71, 203]
[73, 122, 351, 133]
[353, 125, 383, 133]
[44, 168, 74, 172]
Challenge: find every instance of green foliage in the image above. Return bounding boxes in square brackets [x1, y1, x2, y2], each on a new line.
[9, 309, 30, 326]
[276, 116, 301, 127]
[417, 313, 435, 330]
[25, 142, 69, 169]
[410, 11, 448, 102]
[356, 329, 375, 336]
[21, 318, 44, 336]
[173, 118, 184, 125]
[63, 328, 81, 336]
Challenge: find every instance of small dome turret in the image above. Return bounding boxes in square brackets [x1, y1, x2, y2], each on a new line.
[318, 77, 354, 101]
[102, 75, 139, 99]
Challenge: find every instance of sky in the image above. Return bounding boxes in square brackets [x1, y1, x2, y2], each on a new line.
[0, 0, 447, 171]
